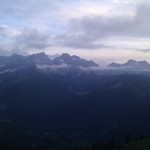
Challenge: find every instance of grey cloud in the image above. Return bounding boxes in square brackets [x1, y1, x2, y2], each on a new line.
[0, 26, 53, 55]
[55, 2, 150, 49]
[15, 28, 51, 50]
[55, 15, 135, 49]
[136, 3, 150, 23]
[0, 47, 13, 56]
[136, 48, 150, 53]
[70, 15, 136, 37]
[55, 33, 107, 49]
[0, 25, 7, 31]
[4, 6, 25, 14]
[0, 25, 19, 38]
[0, 25, 10, 37]
[4, 28, 54, 55]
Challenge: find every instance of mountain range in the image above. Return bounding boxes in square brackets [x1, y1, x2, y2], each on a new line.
[0, 52, 98, 68]
[1, 53, 150, 149]
[108, 59, 150, 68]
[1, 52, 150, 77]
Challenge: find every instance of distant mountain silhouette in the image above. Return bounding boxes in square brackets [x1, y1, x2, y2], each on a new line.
[0, 52, 99, 71]
[0, 52, 100, 76]
[53, 53, 99, 67]
[108, 59, 150, 68]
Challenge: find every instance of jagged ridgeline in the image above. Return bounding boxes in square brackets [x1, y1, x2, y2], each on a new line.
[0, 52, 98, 69]
[1, 53, 150, 149]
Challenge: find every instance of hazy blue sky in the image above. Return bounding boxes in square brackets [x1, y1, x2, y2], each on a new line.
[0, 0, 150, 63]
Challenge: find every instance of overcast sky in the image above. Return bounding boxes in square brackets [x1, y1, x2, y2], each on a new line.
[0, 0, 150, 63]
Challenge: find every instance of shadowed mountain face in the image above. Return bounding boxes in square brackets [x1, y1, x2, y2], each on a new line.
[1, 53, 150, 149]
